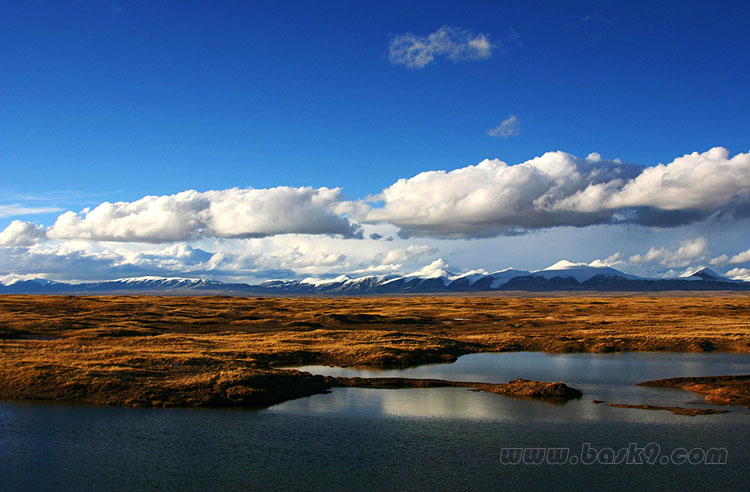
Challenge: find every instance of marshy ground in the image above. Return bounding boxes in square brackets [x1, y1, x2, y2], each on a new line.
[0, 294, 748, 408]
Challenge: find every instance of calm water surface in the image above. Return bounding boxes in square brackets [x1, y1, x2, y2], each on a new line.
[1, 352, 748, 491]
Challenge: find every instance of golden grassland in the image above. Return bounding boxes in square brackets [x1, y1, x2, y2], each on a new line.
[639, 375, 750, 406]
[0, 294, 748, 408]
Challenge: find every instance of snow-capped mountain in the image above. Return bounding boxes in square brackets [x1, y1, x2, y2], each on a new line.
[0, 276, 223, 293]
[6, 278, 60, 287]
[105, 276, 223, 288]
[532, 260, 639, 282]
[488, 269, 532, 288]
[0, 263, 747, 294]
[684, 267, 738, 282]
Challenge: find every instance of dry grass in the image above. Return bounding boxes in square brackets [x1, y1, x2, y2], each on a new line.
[0, 294, 748, 407]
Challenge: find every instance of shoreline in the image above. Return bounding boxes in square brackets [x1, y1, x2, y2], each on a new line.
[1, 295, 749, 408]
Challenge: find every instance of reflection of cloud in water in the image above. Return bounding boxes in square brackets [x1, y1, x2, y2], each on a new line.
[270, 384, 736, 425]
[379, 387, 551, 420]
[293, 352, 750, 387]
[272, 387, 581, 422]
[276, 353, 750, 422]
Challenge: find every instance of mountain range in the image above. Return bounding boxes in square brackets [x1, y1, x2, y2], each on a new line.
[1, 262, 746, 294]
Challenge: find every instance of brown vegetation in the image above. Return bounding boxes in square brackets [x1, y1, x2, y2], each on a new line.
[639, 375, 750, 406]
[334, 377, 582, 400]
[0, 294, 748, 407]
[606, 403, 729, 416]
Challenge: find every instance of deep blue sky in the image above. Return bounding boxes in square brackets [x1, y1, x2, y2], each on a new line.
[2, 0, 749, 215]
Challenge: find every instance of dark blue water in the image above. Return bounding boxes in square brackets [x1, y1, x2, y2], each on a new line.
[1, 352, 748, 491]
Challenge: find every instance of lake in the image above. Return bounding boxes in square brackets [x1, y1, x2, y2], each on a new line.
[1, 352, 748, 491]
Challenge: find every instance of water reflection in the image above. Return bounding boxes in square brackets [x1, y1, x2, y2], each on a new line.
[291, 352, 750, 386]
[3, 352, 748, 491]
[274, 352, 750, 422]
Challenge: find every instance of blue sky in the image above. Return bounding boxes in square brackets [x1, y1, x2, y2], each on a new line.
[1, 1, 749, 283]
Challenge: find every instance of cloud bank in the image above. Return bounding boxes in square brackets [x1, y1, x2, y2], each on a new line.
[3, 147, 749, 245]
[46, 186, 360, 242]
[1, 146, 749, 283]
[366, 147, 750, 238]
[629, 238, 708, 268]
[389, 26, 492, 69]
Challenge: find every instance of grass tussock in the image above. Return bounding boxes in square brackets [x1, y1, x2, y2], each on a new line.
[0, 294, 748, 407]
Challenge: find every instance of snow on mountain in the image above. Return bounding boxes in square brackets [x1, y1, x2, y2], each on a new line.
[544, 260, 583, 270]
[488, 268, 532, 288]
[685, 267, 734, 282]
[102, 276, 223, 287]
[449, 269, 489, 285]
[9, 277, 60, 287]
[533, 260, 637, 283]
[3, 260, 748, 294]
[300, 275, 351, 286]
[401, 259, 456, 286]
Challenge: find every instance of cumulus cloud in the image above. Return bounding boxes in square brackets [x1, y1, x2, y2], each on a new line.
[366, 147, 750, 238]
[588, 252, 624, 268]
[628, 238, 708, 268]
[366, 150, 643, 238]
[487, 115, 520, 138]
[709, 254, 730, 266]
[389, 26, 492, 69]
[380, 245, 437, 265]
[47, 186, 360, 242]
[0, 220, 47, 246]
[729, 248, 750, 264]
[407, 258, 454, 277]
[606, 147, 750, 213]
[0, 243, 145, 281]
[726, 267, 750, 281]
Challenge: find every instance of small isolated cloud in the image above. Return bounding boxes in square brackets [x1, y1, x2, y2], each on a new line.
[488, 115, 520, 138]
[389, 26, 492, 69]
[629, 238, 708, 268]
[0, 220, 47, 246]
[366, 147, 750, 239]
[47, 186, 361, 243]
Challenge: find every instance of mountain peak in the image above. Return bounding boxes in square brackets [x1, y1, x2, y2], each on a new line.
[686, 267, 729, 281]
[543, 260, 586, 270]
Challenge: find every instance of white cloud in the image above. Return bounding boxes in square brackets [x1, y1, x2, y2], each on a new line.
[389, 26, 492, 69]
[366, 147, 750, 238]
[407, 258, 453, 278]
[0, 242, 138, 282]
[589, 252, 624, 267]
[366, 150, 642, 238]
[0, 203, 61, 218]
[726, 267, 750, 281]
[487, 115, 520, 138]
[4, 146, 750, 283]
[380, 245, 437, 265]
[0, 220, 47, 246]
[47, 186, 360, 243]
[728, 248, 750, 264]
[709, 254, 729, 266]
[607, 147, 750, 212]
[628, 238, 708, 268]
